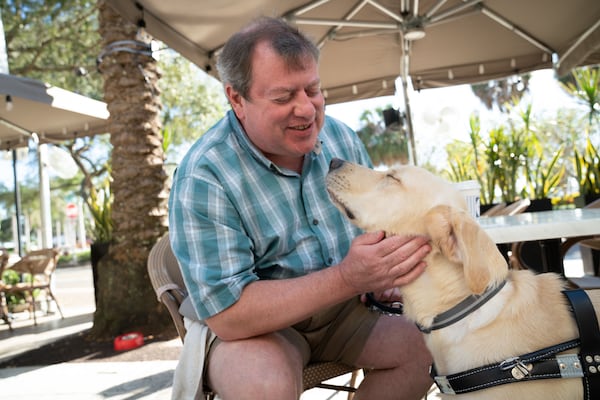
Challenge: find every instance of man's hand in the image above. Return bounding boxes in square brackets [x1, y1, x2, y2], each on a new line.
[337, 231, 431, 295]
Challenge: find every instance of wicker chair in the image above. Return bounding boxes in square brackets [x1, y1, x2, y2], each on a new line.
[1, 248, 64, 326]
[0, 248, 12, 329]
[148, 233, 360, 400]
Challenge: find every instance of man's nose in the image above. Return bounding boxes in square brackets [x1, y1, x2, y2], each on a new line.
[294, 91, 316, 117]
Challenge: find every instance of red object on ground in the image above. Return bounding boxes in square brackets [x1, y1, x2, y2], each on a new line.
[113, 332, 145, 351]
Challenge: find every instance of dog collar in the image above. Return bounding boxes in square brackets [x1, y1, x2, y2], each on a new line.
[418, 280, 507, 334]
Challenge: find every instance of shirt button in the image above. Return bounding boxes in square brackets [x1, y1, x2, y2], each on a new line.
[328, 257, 333, 264]
[312, 219, 319, 225]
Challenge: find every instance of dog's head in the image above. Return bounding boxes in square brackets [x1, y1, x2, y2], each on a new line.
[326, 158, 507, 294]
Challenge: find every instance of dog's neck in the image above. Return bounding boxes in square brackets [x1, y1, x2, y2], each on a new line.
[416, 280, 507, 333]
[400, 252, 509, 333]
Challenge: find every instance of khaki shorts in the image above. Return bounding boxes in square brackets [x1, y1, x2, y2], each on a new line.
[207, 296, 379, 368]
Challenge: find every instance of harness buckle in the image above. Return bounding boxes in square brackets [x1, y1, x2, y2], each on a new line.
[499, 356, 532, 380]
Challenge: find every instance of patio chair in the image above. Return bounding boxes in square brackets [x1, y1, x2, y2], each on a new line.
[148, 233, 361, 400]
[480, 202, 507, 217]
[561, 199, 600, 283]
[0, 248, 12, 329]
[1, 248, 64, 325]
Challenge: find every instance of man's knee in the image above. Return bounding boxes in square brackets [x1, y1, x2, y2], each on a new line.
[207, 333, 305, 399]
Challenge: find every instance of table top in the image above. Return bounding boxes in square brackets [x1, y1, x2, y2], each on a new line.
[479, 208, 600, 244]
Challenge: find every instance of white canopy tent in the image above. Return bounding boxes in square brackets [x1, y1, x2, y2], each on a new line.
[0, 73, 109, 254]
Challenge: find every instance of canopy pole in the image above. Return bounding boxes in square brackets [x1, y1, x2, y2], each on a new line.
[38, 142, 53, 249]
[12, 148, 23, 256]
[401, 39, 418, 165]
[401, 76, 418, 165]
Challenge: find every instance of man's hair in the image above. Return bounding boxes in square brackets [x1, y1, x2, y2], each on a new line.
[216, 16, 320, 100]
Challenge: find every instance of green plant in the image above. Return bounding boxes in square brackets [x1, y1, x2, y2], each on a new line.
[487, 125, 528, 203]
[357, 107, 410, 166]
[562, 67, 600, 198]
[574, 137, 600, 197]
[525, 146, 565, 199]
[86, 179, 113, 243]
[1, 269, 37, 310]
[518, 104, 566, 199]
[445, 114, 498, 204]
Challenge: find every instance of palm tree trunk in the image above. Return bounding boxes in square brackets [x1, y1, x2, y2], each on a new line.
[93, 1, 170, 337]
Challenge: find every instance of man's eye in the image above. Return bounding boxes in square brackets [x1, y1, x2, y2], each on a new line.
[274, 96, 292, 104]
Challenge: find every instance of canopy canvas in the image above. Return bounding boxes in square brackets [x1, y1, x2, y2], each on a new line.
[106, 0, 600, 105]
[0, 73, 109, 151]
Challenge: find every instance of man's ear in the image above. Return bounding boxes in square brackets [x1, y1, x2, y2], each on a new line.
[226, 85, 245, 120]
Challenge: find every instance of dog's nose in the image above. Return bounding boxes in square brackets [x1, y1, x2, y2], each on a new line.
[329, 158, 345, 171]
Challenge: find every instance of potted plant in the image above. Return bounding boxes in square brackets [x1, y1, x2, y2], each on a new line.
[574, 137, 600, 206]
[86, 178, 113, 307]
[562, 67, 600, 206]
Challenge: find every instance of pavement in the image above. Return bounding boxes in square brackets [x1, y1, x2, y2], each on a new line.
[0, 262, 182, 400]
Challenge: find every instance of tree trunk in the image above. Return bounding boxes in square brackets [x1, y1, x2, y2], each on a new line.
[93, 1, 170, 338]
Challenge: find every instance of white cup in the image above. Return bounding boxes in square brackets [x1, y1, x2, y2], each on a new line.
[453, 180, 481, 219]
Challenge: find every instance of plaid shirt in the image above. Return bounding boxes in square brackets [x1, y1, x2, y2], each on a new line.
[168, 110, 371, 320]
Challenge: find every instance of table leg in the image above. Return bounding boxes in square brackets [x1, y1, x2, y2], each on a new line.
[538, 238, 563, 275]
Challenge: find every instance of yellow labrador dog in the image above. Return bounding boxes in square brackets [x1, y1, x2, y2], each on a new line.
[326, 158, 600, 399]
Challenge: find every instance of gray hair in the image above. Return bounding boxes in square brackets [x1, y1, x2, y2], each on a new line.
[216, 16, 320, 100]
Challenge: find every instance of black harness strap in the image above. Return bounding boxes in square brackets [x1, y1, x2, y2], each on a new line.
[432, 289, 600, 396]
[431, 339, 582, 394]
[564, 289, 600, 400]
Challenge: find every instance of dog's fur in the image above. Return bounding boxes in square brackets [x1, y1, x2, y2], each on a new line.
[326, 159, 600, 399]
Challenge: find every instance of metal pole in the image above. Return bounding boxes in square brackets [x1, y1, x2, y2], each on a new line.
[12, 148, 23, 256]
[38, 143, 53, 249]
[401, 39, 418, 165]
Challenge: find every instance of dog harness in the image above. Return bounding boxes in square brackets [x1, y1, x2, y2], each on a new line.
[431, 289, 600, 398]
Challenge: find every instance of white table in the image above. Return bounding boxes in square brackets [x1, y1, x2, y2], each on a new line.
[480, 208, 600, 274]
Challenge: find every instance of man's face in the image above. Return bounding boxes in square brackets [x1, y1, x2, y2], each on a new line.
[227, 41, 325, 171]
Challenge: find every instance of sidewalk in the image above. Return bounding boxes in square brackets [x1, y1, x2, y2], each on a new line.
[0, 263, 181, 400]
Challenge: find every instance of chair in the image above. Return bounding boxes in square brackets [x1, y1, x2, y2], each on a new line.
[1, 248, 64, 325]
[561, 198, 600, 279]
[0, 248, 12, 329]
[480, 202, 507, 217]
[148, 233, 361, 400]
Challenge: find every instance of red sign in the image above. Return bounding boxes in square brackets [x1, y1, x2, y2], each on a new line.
[66, 203, 78, 219]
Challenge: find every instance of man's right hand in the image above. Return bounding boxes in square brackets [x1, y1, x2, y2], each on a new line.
[337, 231, 431, 295]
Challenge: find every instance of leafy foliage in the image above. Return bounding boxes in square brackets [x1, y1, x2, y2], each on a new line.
[471, 74, 531, 112]
[86, 177, 112, 243]
[1, 0, 103, 98]
[561, 67, 600, 197]
[356, 107, 410, 166]
[157, 50, 227, 150]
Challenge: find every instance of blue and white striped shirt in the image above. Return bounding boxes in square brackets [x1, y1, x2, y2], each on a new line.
[168, 110, 371, 320]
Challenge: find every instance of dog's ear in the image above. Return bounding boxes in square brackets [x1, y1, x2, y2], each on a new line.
[425, 205, 507, 294]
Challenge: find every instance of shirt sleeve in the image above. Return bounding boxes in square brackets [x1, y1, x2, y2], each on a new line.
[169, 171, 258, 320]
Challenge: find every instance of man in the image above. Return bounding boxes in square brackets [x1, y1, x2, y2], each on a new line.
[169, 16, 433, 399]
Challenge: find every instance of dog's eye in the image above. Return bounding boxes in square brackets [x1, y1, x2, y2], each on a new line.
[386, 174, 401, 183]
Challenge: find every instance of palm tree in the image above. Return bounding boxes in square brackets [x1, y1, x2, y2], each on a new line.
[93, 1, 170, 337]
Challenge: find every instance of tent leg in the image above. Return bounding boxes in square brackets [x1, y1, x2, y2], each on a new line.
[400, 75, 418, 166]
[12, 149, 23, 256]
